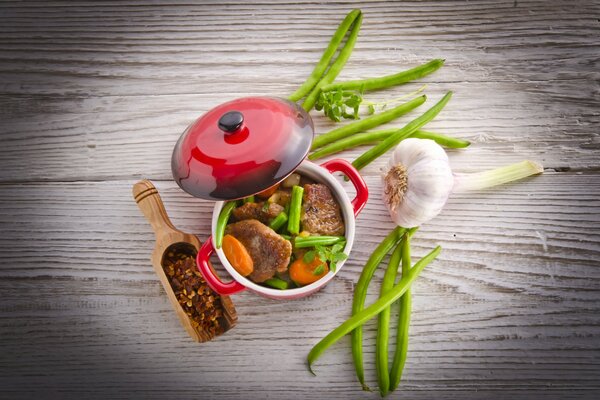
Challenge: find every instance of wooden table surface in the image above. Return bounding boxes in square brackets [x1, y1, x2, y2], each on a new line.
[1, 1, 599, 399]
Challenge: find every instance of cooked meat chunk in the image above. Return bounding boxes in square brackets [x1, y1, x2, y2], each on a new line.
[225, 219, 292, 283]
[232, 202, 284, 224]
[301, 183, 345, 236]
[273, 190, 291, 207]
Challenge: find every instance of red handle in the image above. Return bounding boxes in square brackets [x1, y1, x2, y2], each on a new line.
[197, 236, 246, 295]
[320, 159, 369, 216]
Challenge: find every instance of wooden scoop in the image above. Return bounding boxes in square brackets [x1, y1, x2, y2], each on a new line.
[132, 179, 236, 342]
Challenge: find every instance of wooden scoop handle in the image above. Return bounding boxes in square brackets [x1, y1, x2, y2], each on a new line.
[132, 180, 178, 237]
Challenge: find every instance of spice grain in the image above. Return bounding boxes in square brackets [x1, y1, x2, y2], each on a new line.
[163, 246, 225, 336]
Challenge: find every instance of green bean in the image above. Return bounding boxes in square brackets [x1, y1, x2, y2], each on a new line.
[263, 277, 289, 290]
[280, 234, 292, 241]
[308, 245, 442, 374]
[309, 129, 397, 160]
[294, 235, 345, 248]
[269, 211, 288, 232]
[309, 128, 468, 160]
[287, 185, 304, 235]
[215, 201, 237, 249]
[312, 95, 426, 151]
[352, 91, 453, 172]
[302, 13, 363, 112]
[375, 241, 404, 397]
[389, 231, 413, 391]
[321, 59, 445, 93]
[411, 130, 470, 148]
[243, 195, 255, 204]
[288, 10, 362, 102]
[351, 227, 406, 390]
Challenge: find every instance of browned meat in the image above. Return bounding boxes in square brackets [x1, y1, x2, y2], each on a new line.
[301, 183, 345, 236]
[273, 190, 291, 207]
[232, 202, 284, 224]
[225, 219, 292, 283]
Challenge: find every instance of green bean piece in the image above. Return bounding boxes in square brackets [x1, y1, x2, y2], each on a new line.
[351, 227, 406, 390]
[287, 185, 304, 235]
[294, 236, 346, 248]
[280, 234, 292, 241]
[307, 245, 442, 374]
[288, 10, 362, 102]
[411, 129, 470, 148]
[352, 91, 453, 172]
[309, 128, 468, 160]
[375, 241, 404, 396]
[302, 13, 363, 112]
[215, 201, 237, 249]
[243, 195, 255, 204]
[269, 211, 288, 232]
[309, 129, 397, 160]
[389, 232, 413, 391]
[321, 59, 445, 93]
[311, 95, 426, 151]
[263, 277, 289, 290]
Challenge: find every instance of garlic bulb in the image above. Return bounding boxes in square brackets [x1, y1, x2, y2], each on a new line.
[382, 138, 543, 228]
[383, 139, 454, 228]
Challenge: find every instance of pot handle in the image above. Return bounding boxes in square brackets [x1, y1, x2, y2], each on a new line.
[197, 237, 246, 295]
[320, 159, 369, 216]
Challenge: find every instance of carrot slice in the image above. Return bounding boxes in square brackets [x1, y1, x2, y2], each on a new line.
[222, 234, 254, 277]
[256, 183, 280, 199]
[289, 256, 329, 286]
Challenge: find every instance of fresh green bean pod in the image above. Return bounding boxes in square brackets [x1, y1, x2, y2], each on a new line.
[352, 91, 453, 171]
[411, 130, 470, 148]
[375, 241, 404, 397]
[312, 95, 426, 151]
[263, 277, 289, 290]
[215, 201, 237, 249]
[351, 227, 406, 390]
[302, 13, 363, 112]
[287, 186, 304, 235]
[320, 58, 445, 93]
[389, 231, 413, 391]
[294, 235, 346, 248]
[309, 129, 396, 160]
[269, 211, 288, 232]
[309, 128, 469, 160]
[307, 245, 442, 374]
[288, 9, 362, 102]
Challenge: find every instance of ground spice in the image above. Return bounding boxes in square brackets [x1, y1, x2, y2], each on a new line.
[162, 245, 225, 336]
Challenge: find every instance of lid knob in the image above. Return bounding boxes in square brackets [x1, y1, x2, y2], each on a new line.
[218, 111, 244, 133]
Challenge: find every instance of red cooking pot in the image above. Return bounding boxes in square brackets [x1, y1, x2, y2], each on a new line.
[171, 96, 368, 299]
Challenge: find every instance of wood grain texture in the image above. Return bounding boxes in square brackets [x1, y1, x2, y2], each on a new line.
[0, 0, 599, 399]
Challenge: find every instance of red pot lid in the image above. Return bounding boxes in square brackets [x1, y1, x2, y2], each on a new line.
[172, 96, 314, 200]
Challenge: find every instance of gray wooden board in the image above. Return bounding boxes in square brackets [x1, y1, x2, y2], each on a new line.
[0, 0, 599, 399]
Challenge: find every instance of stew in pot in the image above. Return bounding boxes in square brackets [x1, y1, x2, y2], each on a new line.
[217, 173, 347, 290]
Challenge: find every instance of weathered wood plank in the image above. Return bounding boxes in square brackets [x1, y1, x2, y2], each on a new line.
[0, 173, 599, 398]
[0, 0, 598, 182]
[0, 81, 598, 182]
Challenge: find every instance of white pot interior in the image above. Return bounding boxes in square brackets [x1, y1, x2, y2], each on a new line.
[211, 160, 356, 298]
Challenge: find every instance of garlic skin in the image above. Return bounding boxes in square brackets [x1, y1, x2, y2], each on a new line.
[382, 138, 454, 228]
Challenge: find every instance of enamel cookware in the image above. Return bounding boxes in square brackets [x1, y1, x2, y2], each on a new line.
[171, 96, 369, 299]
